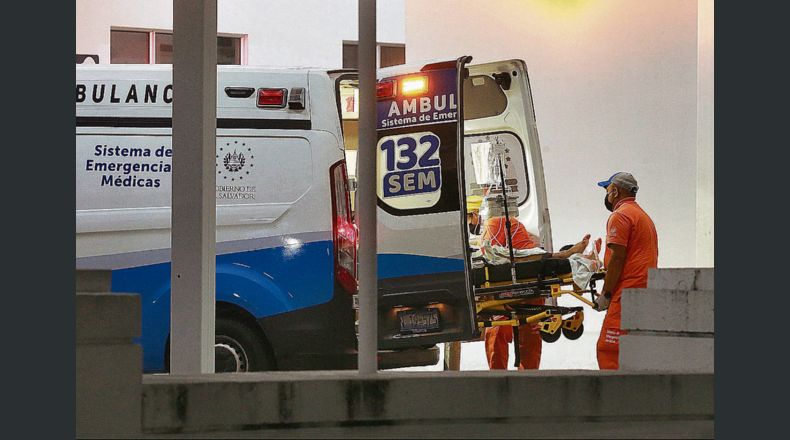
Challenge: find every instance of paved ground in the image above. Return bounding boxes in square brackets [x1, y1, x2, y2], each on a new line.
[391, 294, 606, 371]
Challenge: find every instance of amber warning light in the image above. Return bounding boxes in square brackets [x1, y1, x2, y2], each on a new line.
[401, 76, 428, 96]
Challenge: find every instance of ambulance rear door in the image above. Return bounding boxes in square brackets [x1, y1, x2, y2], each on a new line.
[460, 59, 554, 296]
[375, 58, 478, 349]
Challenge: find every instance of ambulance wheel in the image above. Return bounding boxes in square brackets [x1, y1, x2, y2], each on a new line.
[540, 329, 562, 343]
[214, 317, 276, 373]
[562, 323, 584, 340]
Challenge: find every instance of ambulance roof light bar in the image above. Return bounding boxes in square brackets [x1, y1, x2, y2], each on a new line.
[376, 75, 429, 101]
[376, 80, 395, 100]
[401, 75, 428, 96]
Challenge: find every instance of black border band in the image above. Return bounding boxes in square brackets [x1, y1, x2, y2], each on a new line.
[76, 116, 312, 130]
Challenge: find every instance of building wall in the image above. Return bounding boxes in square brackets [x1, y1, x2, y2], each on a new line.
[76, 0, 712, 268]
[406, 0, 704, 268]
[696, 0, 714, 267]
[76, 0, 405, 67]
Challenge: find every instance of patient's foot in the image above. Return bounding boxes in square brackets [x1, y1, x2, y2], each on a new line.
[571, 234, 591, 254]
[581, 237, 604, 260]
[556, 234, 590, 258]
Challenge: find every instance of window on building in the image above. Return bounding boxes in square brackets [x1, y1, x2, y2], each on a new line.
[154, 32, 173, 64]
[111, 29, 245, 65]
[342, 43, 358, 70]
[217, 36, 241, 65]
[379, 45, 405, 68]
[110, 30, 150, 64]
[342, 41, 405, 69]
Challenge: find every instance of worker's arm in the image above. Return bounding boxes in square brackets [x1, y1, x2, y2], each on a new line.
[601, 243, 626, 298]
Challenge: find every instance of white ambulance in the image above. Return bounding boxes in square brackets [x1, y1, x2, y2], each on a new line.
[76, 56, 554, 373]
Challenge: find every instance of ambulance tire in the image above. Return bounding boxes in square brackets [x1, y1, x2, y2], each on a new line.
[540, 328, 562, 343]
[214, 317, 276, 373]
[561, 323, 584, 340]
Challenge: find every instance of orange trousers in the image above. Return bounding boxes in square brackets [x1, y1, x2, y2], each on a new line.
[485, 323, 542, 370]
[596, 296, 627, 370]
[485, 298, 543, 370]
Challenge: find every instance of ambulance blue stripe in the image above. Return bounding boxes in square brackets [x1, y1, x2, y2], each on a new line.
[110, 240, 335, 372]
[377, 254, 465, 279]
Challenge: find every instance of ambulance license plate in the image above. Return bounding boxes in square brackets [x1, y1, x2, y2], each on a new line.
[398, 308, 440, 335]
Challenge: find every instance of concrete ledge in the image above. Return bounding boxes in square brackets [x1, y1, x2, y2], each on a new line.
[76, 293, 140, 343]
[141, 370, 713, 437]
[76, 269, 112, 293]
[77, 291, 144, 438]
[146, 420, 714, 439]
[620, 334, 713, 373]
[647, 268, 714, 291]
[621, 289, 713, 333]
[77, 344, 143, 438]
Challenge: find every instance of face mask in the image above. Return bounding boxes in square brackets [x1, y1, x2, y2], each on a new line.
[604, 192, 614, 212]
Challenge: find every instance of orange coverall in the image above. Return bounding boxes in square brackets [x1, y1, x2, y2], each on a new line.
[484, 299, 544, 370]
[481, 216, 543, 369]
[597, 198, 658, 369]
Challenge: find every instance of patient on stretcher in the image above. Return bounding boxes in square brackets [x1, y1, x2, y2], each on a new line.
[471, 214, 602, 290]
[480, 215, 596, 260]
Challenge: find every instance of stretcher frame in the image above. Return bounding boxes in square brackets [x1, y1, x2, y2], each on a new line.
[472, 269, 605, 366]
[470, 155, 604, 366]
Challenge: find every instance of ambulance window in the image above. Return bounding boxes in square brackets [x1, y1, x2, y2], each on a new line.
[462, 75, 508, 120]
[464, 132, 530, 206]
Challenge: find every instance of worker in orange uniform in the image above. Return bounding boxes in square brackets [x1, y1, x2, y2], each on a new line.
[595, 172, 659, 369]
[481, 215, 591, 370]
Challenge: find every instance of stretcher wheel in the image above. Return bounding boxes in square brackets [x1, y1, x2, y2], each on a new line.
[540, 328, 562, 343]
[561, 323, 584, 340]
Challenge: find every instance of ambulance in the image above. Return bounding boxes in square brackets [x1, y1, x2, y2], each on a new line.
[75, 56, 553, 372]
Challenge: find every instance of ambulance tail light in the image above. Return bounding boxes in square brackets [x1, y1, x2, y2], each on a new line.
[376, 80, 396, 100]
[401, 75, 428, 96]
[257, 88, 287, 108]
[330, 160, 358, 294]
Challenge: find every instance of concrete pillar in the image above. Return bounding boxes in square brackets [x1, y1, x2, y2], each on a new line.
[443, 341, 461, 371]
[357, 0, 378, 374]
[170, 0, 217, 374]
[696, 0, 714, 267]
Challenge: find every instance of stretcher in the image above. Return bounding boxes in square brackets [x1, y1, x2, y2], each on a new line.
[473, 255, 605, 342]
[469, 155, 605, 367]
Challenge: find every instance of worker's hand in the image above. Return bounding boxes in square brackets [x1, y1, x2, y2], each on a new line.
[594, 292, 611, 312]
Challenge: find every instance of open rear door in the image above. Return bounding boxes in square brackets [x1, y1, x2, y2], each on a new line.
[375, 57, 478, 349]
[460, 59, 555, 305]
[461, 59, 552, 254]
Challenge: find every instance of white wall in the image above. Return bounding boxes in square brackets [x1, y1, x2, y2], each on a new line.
[696, 0, 714, 267]
[76, 0, 713, 268]
[406, 0, 704, 268]
[76, 0, 405, 67]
